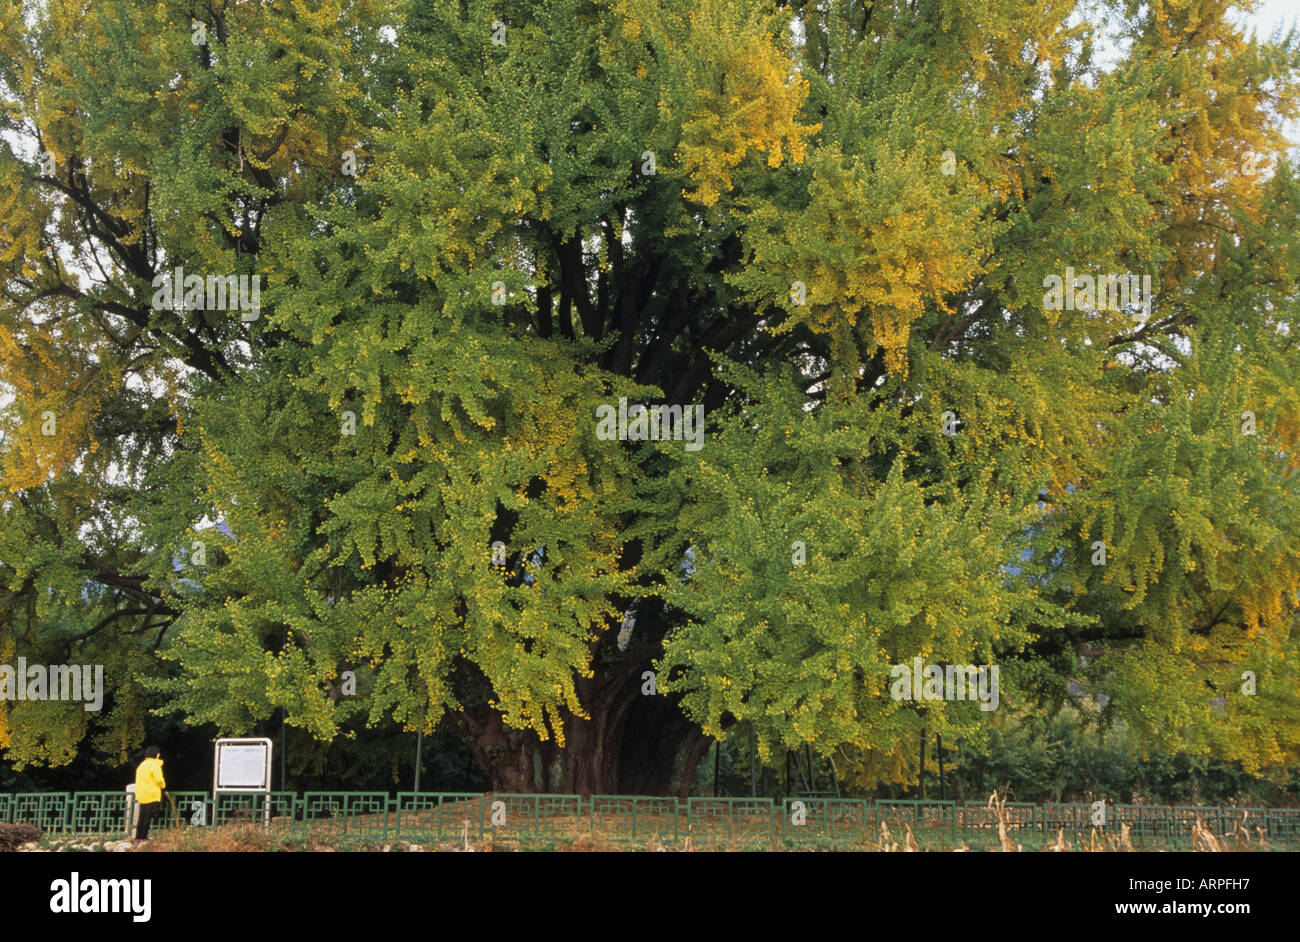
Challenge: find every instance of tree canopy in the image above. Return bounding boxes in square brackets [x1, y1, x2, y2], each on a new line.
[1, 0, 1298, 795]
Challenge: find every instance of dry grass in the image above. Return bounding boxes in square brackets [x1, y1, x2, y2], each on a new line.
[22, 818, 1283, 851]
[18, 792, 1291, 852]
[145, 823, 282, 852]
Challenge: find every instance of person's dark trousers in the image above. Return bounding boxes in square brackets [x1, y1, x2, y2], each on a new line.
[135, 802, 159, 840]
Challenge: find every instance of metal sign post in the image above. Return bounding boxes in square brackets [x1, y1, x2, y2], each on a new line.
[414, 730, 423, 794]
[213, 737, 274, 829]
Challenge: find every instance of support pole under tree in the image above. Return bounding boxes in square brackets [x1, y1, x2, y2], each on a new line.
[713, 739, 720, 797]
[280, 624, 289, 792]
[937, 734, 944, 801]
[414, 730, 424, 793]
[749, 722, 757, 797]
[280, 707, 287, 792]
[918, 726, 926, 800]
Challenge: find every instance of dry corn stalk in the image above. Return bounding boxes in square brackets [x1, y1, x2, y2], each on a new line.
[1192, 817, 1223, 852]
[878, 820, 899, 852]
[1116, 822, 1134, 852]
[987, 791, 1019, 852]
[903, 822, 918, 852]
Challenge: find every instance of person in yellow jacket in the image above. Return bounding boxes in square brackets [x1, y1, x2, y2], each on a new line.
[133, 746, 167, 841]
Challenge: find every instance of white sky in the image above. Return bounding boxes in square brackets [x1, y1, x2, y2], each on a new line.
[1240, 0, 1300, 148]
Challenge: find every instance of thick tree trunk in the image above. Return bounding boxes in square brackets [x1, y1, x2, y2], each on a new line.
[457, 657, 712, 796]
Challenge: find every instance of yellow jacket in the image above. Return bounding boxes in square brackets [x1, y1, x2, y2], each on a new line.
[134, 757, 166, 804]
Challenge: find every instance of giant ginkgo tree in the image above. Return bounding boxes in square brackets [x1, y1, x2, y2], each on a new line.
[2, 0, 1297, 795]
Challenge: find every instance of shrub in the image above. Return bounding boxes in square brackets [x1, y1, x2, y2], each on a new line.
[0, 822, 42, 851]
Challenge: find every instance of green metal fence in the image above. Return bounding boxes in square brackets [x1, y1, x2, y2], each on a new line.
[70, 792, 129, 835]
[301, 791, 389, 837]
[1114, 803, 1170, 845]
[5, 791, 1300, 849]
[1270, 808, 1300, 844]
[962, 800, 1038, 847]
[487, 793, 585, 844]
[1223, 806, 1268, 837]
[393, 792, 481, 843]
[159, 791, 208, 831]
[781, 798, 870, 846]
[1172, 805, 1214, 845]
[590, 796, 680, 844]
[12, 793, 72, 831]
[877, 800, 957, 846]
[212, 791, 296, 829]
[1041, 801, 1097, 844]
[686, 797, 775, 846]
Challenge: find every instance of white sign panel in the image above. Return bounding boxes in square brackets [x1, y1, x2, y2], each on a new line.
[214, 738, 272, 792]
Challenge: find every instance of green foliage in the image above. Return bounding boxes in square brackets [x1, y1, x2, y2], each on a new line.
[941, 710, 1300, 806]
[1, 0, 1297, 795]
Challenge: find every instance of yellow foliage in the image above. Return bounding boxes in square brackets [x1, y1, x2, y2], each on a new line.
[614, 0, 818, 206]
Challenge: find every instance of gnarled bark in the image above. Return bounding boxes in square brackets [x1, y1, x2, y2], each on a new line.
[457, 655, 711, 796]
